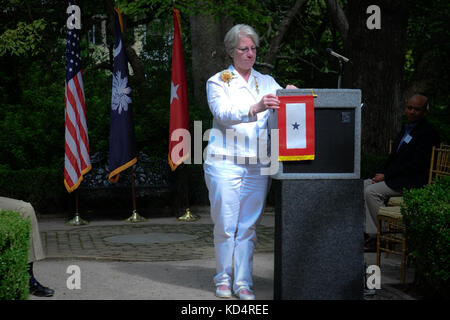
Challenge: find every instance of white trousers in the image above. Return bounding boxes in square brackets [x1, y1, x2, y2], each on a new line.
[363, 179, 402, 236]
[204, 159, 269, 293]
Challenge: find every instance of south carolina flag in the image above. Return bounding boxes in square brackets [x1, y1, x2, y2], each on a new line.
[278, 95, 315, 161]
[108, 8, 137, 182]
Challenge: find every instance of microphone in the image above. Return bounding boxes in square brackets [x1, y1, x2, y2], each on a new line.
[326, 48, 350, 63]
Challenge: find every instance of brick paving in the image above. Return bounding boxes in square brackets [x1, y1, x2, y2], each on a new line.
[37, 210, 417, 300]
[42, 223, 274, 262]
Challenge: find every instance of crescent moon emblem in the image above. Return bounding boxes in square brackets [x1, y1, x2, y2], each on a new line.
[113, 39, 122, 58]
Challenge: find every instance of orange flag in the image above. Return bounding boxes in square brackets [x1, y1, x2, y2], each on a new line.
[168, 8, 190, 171]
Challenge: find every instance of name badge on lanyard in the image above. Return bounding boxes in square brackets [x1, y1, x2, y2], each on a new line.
[404, 134, 412, 144]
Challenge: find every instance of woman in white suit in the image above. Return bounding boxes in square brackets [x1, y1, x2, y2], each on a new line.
[204, 24, 296, 300]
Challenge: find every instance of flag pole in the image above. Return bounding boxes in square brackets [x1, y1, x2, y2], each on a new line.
[66, 189, 89, 226]
[169, 8, 199, 222]
[175, 165, 199, 222]
[125, 165, 146, 222]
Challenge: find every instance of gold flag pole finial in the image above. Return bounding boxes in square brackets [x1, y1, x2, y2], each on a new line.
[177, 208, 200, 222]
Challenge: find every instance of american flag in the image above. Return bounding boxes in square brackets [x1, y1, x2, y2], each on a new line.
[64, 0, 91, 192]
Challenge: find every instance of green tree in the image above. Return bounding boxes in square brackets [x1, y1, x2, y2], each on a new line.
[0, 0, 447, 212]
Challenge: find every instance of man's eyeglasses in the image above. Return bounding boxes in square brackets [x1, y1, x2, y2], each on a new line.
[236, 46, 257, 54]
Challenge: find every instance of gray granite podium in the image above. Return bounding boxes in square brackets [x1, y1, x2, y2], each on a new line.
[272, 89, 364, 300]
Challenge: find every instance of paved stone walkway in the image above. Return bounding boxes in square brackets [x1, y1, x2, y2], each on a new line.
[35, 209, 417, 300]
[42, 223, 274, 262]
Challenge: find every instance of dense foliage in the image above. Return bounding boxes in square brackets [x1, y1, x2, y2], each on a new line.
[0, 210, 30, 300]
[402, 176, 450, 299]
[0, 167, 67, 213]
[0, 0, 448, 212]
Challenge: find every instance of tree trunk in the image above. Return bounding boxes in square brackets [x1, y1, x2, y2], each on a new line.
[259, 0, 308, 75]
[325, 0, 349, 43]
[189, 13, 232, 108]
[343, 0, 409, 155]
[403, 50, 440, 102]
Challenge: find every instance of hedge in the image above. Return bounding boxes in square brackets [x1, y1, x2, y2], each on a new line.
[0, 153, 391, 215]
[0, 167, 69, 214]
[0, 210, 31, 300]
[402, 176, 450, 299]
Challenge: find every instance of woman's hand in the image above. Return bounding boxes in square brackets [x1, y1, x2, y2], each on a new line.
[285, 84, 298, 89]
[249, 94, 280, 116]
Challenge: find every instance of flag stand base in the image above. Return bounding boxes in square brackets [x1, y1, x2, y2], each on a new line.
[66, 213, 89, 226]
[177, 208, 200, 222]
[125, 210, 146, 223]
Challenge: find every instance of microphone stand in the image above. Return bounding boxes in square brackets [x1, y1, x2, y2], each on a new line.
[326, 48, 349, 88]
[337, 58, 344, 89]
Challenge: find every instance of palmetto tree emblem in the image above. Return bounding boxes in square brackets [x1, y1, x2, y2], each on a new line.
[111, 70, 131, 114]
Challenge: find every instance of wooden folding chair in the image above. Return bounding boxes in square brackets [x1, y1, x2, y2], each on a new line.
[377, 142, 450, 283]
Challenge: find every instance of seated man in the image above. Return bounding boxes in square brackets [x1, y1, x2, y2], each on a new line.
[0, 197, 54, 297]
[364, 94, 440, 251]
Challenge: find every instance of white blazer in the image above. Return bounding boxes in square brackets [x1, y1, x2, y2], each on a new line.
[205, 65, 282, 162]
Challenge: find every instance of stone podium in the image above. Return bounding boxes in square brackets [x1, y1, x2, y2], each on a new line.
[272, 89, 364, 300]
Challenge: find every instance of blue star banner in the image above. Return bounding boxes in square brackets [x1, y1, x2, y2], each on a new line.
[108, 8, 137, 183]
[278, 95, 315, 161]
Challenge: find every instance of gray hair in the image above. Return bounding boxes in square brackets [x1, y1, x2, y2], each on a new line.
[224, 24, 260, 57]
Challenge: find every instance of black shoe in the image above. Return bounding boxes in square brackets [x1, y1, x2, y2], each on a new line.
[30, 280, 54, 297]
[364, 288, 377, 296]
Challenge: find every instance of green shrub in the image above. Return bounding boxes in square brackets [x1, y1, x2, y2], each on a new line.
[0, 210, 31, 300]
[402, 176, 450, 299]
[0, 168, 69, 214]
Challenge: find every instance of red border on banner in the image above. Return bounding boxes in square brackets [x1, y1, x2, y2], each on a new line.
[278, 95, 315, 161]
